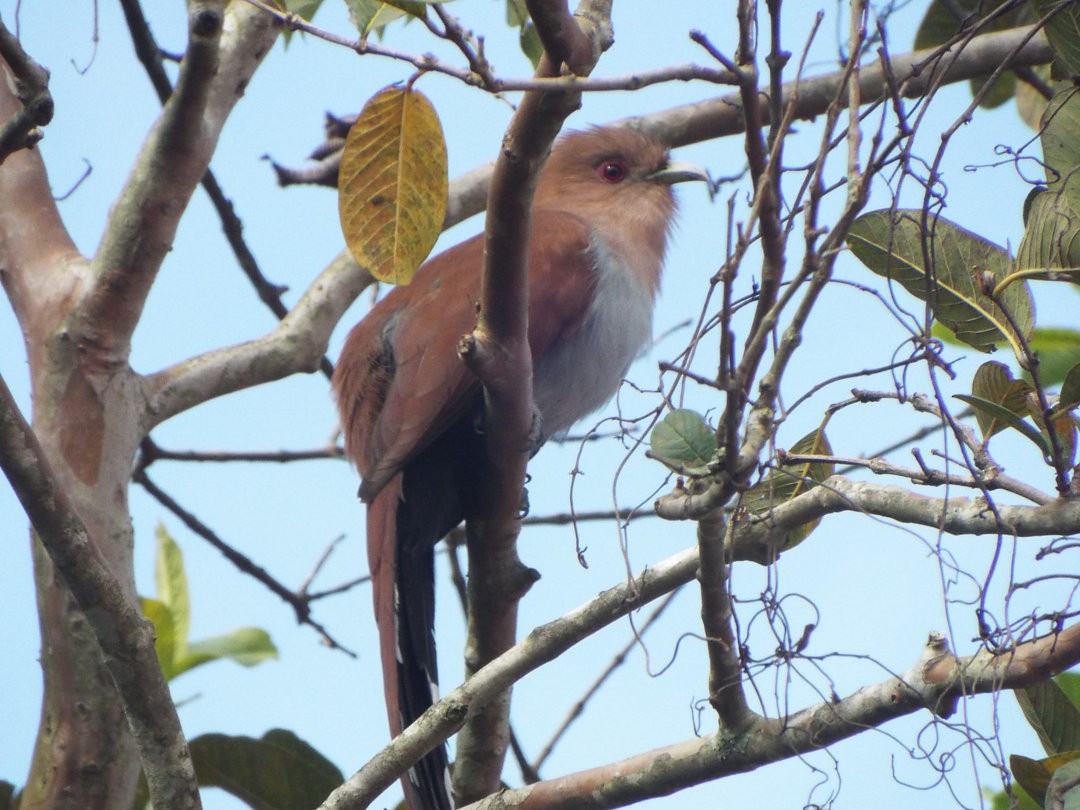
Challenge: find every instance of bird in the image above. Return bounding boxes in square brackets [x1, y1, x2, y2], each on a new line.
[333, 126, 704, 810]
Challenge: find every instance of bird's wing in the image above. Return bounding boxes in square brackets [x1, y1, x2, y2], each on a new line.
[349, 209, 600, 500]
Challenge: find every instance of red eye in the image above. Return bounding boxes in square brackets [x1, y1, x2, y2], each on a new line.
[596, 159, 628, 183]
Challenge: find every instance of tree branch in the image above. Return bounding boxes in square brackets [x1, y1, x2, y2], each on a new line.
[83, 2, 276, 356]
[0, 372, 200, 810]
[119, 0, 336, 378]
[625, 24, 1052, 148]
[0, 16, 53, 164]
[0, 52, 82, 351]
[319, 546, 700, 809]
[453, 1, 614, 799]
[458, 626, 1080, 809]
[143, 249, 368, 426]
[716, 475, 1080, 565]
[322, 519, 1080, 809]
[697, 513, 754, 730]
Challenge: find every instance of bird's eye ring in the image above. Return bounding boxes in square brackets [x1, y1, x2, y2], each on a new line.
[596, 159, 628, 183]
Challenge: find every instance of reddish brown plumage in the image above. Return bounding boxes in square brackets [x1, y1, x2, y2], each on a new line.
[333, 127, 700, 810]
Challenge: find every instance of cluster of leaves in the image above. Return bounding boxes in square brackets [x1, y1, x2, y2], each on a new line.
[141, 525, 277, 680]
[278, 0, 542, 65]
[915, 0, 1080, 126]
[136, 527, 344, 808]
[988, 673, 1080, 809]
[846, 1, 1080, 478]
[649, 411, 835, 551]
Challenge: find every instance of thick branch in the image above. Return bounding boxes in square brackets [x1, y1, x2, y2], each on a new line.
[715, 475, 1080, 564]
[526, 0, 606, 73]
[320, 547, 700, 809]
[627, 24, 1051, 147]
[83, 2, 276, 356]
[454, 2, 613, 799]
[143, 249, 369, 426]
[0, 372, 199, 809]
[0, 54, 82, 346]
[458, 626, 1080, 809]
[0, 17, 53, 163]
[697, 513, 753, 730]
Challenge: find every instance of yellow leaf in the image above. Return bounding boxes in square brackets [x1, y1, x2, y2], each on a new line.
[338, 85, 448, 285]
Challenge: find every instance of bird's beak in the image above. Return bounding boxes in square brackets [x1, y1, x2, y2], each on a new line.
[651, 160, 709, 186]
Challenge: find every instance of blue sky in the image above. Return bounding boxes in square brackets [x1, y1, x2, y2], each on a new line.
[2, 2, 1075, 808]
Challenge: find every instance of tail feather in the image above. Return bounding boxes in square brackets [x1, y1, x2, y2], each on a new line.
[366, 416, 483, 810]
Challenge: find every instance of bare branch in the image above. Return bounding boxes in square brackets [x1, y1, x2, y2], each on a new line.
[144, 249, 369, 427]
[783, 451, 1053, 505]
[133, 462, 356, 655]
[697, 513, 754, 730]
[319, 546, 700, 810]
[531, 590, 681, 774]
[84, 2, 277, 355]
[457, 627, 1080, 809]
[722, 475, 1080, 565]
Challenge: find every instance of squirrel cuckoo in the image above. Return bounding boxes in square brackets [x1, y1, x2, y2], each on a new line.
[334, 127, 704, 810]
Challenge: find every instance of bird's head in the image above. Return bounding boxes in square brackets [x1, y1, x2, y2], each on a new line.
[534, 127, 706, 288]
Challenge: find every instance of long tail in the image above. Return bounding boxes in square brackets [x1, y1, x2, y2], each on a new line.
[366, 419, 482, 810]
[367, 475, 452, 810]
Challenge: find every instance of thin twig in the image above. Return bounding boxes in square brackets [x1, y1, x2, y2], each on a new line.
[133, 463, 357, 656]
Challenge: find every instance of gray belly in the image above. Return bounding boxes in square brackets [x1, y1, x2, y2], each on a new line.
[532, 239, 654, 436]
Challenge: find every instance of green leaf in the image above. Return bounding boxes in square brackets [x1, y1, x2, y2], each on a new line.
[1016, 67, 1060, 131]
[1017, 678, 1080, 756]
[742, 426, 834, 551]
[1034, 0, 1080, 78]
[1024, 387, 1079, 468]
[1014, 93, 1080, 283]
[519, 21, 543, 69]
[1042, 89, 1080, 199]
[140, 596, 180, 680]
[847, 210, 1034, 359]
[1050, 755, 1080, 810]
[955, 394, 1050, 456]
[1055, 362, 1080, 414]
[1058, 672, 1080, 711]
[983, 781, 1041, 810]
[172, 628, 279, 679]
[505, 0, 528, 26]
[345, 0, 440, 38]
[649, 409, 717, 475]
[1011, 753, 1080, 808]
[276, 0, 326, 45]
[154, 523, 191, 654]
[1030, 328, 1080, 387]
[913, 0, 1030, 107]
[190, 730, 343, 810]
[1013, 188, 1080, 283]
[141, 524, 277, 681]
[968, 361, 1033, 439]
